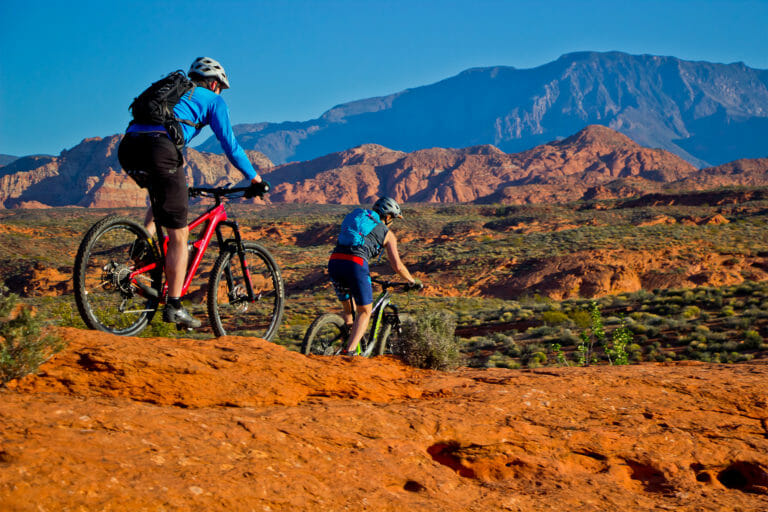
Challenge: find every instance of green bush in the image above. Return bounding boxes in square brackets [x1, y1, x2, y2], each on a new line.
[1, 287, 64, 385]
[682, 305, 701, 319]
[541, 310, 570, 326]
[744, 330, 763, 349]
[394, 309, 462, 370]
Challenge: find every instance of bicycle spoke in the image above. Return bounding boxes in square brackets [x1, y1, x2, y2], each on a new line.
[208, 243, 284, 340]
[74, 217, 160, 336]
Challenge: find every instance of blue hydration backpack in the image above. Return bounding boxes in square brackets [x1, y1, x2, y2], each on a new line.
[338, 209, 381, 246]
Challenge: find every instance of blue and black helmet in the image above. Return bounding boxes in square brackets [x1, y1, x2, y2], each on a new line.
[372, 196, 402, 219]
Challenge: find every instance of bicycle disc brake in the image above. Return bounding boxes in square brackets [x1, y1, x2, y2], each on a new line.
[229, 284, 249, 313]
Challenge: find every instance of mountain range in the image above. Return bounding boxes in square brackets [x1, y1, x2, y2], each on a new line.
[197, 51, 768, 167]
[1, 125, 766, 209]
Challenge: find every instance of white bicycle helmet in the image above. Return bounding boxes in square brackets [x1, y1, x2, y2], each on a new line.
[188, 56, 230, 89]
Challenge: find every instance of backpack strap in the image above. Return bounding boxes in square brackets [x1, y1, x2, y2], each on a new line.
[173, 85, 205, 130]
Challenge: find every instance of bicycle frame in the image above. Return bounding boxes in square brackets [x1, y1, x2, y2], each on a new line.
[364, 291, 390, 353]
[129, 191, 254, 302]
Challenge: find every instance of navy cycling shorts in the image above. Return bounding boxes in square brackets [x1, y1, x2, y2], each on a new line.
[328, 254, 373, 306]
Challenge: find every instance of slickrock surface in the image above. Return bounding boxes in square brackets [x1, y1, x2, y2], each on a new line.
[1, 327, 767, 511]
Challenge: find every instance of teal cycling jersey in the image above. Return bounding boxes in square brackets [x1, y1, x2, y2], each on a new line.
[127, 86, 257, 181]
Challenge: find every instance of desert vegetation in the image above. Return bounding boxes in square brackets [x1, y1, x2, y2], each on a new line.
[1, 185, 767, 371]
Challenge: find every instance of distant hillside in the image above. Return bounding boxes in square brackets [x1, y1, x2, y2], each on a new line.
[2, 125, 766, 209]
[265, 124, 703, 205]
[0, 155, 19, 168]
[198, 51, 768, 167]
[0, 137, 273, 209]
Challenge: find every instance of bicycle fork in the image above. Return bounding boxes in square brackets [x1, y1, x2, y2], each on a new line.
[218, 220, 258, 307]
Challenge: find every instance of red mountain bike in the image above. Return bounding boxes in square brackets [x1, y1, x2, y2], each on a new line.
[73, 186, 284, 340]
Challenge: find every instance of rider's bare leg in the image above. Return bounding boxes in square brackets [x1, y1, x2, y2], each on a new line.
[165, 226, 189, 298]
[344, 303, 372, 354]
[141, 206, 186, 297]
[340, 299, 354, 326]
[143, 207, 156, 236]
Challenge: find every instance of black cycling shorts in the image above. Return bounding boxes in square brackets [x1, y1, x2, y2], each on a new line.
[118, 133, 188, 229]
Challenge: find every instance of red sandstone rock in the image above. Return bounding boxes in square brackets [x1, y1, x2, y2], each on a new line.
[3, 127, 766, 208]
[1, 327, 767, 511]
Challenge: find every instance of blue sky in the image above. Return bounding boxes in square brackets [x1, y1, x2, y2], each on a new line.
[1, 0, 766, 156]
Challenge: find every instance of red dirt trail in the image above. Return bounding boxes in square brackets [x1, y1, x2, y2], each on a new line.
[1, 327, 767, 511]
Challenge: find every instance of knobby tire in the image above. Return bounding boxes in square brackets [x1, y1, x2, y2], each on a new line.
[73, 215, 161, 336]
[301, 313, 347, 355]
[207, 241, 285, 340]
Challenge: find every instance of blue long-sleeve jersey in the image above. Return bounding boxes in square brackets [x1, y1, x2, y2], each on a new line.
[127, 86, 258, 181]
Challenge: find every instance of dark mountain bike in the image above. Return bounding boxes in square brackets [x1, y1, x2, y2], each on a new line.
[301, 277, 414, 356]
[73, 186, 285, 339]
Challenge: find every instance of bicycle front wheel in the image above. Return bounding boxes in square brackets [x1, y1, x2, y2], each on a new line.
[374, 305, 399, 356]
[207, 242, 284, 340]
[301, 314, 347, 355]
[73, 215, 161, 336]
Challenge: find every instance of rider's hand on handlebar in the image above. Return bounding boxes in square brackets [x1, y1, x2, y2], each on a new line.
[245, 179, 270, 198]
[406, 278, 423, 291]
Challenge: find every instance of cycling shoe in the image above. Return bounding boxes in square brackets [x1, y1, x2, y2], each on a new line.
[162, 305, 201, 329]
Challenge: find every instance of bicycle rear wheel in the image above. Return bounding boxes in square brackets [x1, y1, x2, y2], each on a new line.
[207, 241, 284, 340]
[301, 313, 347, 355]
[73, 215, 161, 336]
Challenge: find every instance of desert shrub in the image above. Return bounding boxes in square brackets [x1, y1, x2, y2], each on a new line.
[487, 352, 520, 369]
[394, 309, 462, 370]
[682, 305, 701, 319]
[541, 310, 570, 326]
[142, 315, 180, 338]
[705, 331, 729, 343]
[467, 336, 498, 352]
[568, 309, 592, 330]
[1, 287, 64, 385]
[725, 316, 751, 330]
[490, 332, 520, 356]
[441, 220, 483, 236]
[744, 330, 763, 349]
[548, 342, 567, 366]
[607, 319, 632, 365]
[527, 324, 560, 338]
[556, 328, 580, 346]
[525, 351, 547, 368]
[41, 300, 87, 329]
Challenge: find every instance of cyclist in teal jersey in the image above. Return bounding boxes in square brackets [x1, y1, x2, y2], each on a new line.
[328, 197, 422, 355]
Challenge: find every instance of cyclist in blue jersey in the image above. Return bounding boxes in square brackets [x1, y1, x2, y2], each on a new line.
[328, 197, 423, 355]
[118, 57, 267, 328]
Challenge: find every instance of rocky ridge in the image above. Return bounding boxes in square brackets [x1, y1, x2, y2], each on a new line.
[5, 125, 765, 209]
[0, 136, 273, 209]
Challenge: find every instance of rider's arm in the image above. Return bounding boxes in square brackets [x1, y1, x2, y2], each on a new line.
[383, 231, 416, 284]
[208, 96, 260, 183]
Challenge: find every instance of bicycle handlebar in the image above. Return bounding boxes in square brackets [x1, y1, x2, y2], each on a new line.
[188, 186, 250, 198]
[371, 276, 419, 291]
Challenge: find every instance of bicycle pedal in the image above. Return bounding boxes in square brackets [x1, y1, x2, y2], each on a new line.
[175, 324, 194, 332]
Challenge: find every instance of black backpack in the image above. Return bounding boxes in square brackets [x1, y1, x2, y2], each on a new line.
[128, 70, 204, 148]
